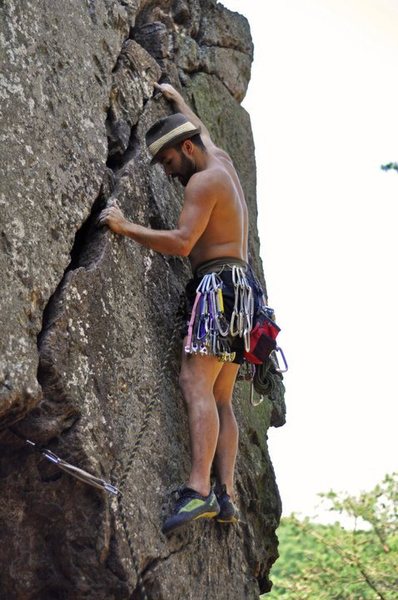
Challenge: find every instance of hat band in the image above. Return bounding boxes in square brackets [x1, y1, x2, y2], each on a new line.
[148, 121, 198, 157]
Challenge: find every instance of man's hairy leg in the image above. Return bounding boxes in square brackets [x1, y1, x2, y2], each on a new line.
[179, 339, 224, 497]
[212, 362, 240, 499]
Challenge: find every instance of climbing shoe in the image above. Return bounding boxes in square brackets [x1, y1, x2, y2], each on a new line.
[162, 486, 220, 535]
[215, 484, 240, 523]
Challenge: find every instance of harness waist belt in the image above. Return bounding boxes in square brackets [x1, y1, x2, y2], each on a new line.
[194, 257, 248, 278]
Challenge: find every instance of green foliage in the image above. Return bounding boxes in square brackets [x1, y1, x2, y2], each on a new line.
[381, 162, 398, 172]
[262, 474, 398, 600]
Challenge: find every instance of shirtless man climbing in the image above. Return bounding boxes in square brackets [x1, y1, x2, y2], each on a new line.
[98, 82, 260, 534]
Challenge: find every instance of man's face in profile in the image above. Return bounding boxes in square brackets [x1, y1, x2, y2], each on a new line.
[158, 142, 196, 187]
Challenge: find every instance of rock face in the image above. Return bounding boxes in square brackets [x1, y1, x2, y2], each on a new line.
[0, 1, 285, 598]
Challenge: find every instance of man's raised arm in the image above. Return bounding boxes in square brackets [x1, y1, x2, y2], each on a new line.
[154, 82, 216, 151]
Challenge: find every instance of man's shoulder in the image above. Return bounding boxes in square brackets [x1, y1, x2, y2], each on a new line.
[210, 145, 233, 163]
[186, 166, 227, 195]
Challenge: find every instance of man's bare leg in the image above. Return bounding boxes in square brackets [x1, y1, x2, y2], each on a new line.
[212, 362, 240, 498]
[179, 338, 224, 497]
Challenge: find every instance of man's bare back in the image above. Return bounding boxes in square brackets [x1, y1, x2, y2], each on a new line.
[185, 149, 249, 270]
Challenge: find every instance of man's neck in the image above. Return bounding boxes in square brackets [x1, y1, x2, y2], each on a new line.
[193, 148, 210, 172]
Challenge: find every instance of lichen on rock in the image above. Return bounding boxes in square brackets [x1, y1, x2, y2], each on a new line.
[0, 1, 284, 598]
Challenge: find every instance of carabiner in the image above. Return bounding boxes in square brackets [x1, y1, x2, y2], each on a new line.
[250, 386, 264, 407]
[271, 347, 289, 373]
[230, 310, 239, 336]
[243, 328, 251, 353]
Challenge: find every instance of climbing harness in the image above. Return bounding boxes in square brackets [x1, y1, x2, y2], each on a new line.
[185, 265, 254, 362]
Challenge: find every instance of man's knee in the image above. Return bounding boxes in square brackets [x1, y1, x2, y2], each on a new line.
[215, 394, 234, 410]
[179, 363, 216, 405]
[179, 367, 204, 402]
[214, 384, 235, 408]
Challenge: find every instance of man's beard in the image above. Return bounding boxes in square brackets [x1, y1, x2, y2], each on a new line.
[177, 153, 197, 186]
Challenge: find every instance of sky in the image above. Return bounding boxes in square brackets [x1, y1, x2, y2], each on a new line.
[221, 0, 398, 521]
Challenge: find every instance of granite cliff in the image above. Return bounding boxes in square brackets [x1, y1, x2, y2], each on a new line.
[0, 1, 285, 598]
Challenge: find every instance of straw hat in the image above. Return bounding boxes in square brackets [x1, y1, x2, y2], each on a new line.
[146, 113, 200, 163]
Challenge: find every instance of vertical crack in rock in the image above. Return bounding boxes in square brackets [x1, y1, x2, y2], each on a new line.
[104, 26, 162, 172]
[12, 176, 115, 445]
[38, 177, 114, 341]
[107, 117, 141, 171]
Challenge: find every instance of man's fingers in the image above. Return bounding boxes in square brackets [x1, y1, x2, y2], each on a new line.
[153, 81, 175, 97]
[97, 207, 113, 226]
[153, 82, 167, 101]
[97, 215, 108, 226]
[100, 205, 120, 218]
[97, 203, 124, 227]
[153, 82, 164, 97]
[96, 203, 127, 236]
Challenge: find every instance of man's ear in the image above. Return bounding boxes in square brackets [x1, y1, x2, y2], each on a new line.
[181, 139, 194, 156]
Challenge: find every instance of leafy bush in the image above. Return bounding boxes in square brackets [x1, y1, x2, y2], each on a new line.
[263, 474, 398, 599]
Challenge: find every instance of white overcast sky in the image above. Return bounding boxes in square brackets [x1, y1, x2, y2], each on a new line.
[221, 0, 398, 520]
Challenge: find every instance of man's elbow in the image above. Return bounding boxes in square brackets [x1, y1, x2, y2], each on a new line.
[178, 240, 192, 257]
[176, 234, 193, 257]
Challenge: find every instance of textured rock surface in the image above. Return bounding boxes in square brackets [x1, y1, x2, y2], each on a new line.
[0, 1, 284, 598]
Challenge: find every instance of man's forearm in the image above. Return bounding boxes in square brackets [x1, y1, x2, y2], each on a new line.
[155, 82, 213, 143]
[172, 96, 205, 131]
[97, 203, 190, 255]
[120, 220, 190, 257]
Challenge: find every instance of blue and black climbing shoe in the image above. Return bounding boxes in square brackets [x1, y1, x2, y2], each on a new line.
[215, 484, 240, 523]
[162, 486, 220, 535]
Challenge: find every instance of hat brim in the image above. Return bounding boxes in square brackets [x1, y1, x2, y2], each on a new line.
[150, 127, 201, 164]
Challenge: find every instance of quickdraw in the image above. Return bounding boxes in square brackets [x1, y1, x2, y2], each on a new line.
[8, 429, 119, 496]
[229, 265, 254, 353]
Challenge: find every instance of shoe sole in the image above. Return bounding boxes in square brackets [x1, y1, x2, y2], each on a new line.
[216, 496, 239, 523]
[193, 510, 219, 520]
[163, 509, 219, 535]
[216, 515, 239, 523]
